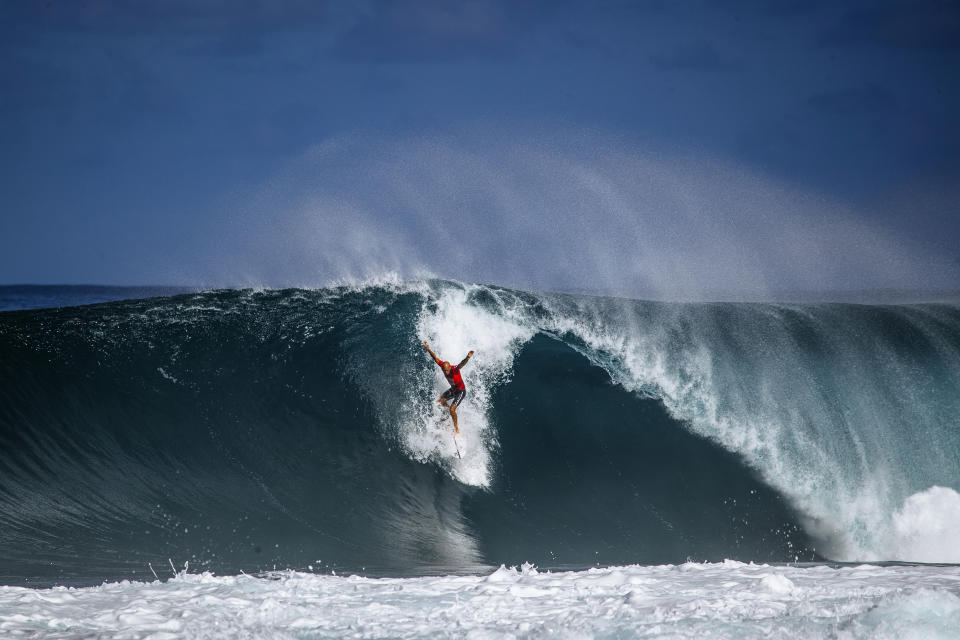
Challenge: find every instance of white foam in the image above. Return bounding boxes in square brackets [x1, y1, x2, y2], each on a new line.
[759, 573, 795, 594]
[405, 284, 535, 486]
[837, 589, 960, 640]
[3, 563, 958, 639]
[892, 486, 960, 563]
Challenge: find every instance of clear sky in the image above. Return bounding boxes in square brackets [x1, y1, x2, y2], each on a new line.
[2, 1, 958, 296]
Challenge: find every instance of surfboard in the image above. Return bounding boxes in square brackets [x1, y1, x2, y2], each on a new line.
[451, 431, 463, 459]
[431, 414, 463, 459]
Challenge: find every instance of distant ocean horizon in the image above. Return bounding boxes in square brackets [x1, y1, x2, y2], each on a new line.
[0, 285, 198, 312]
[3, 282, 960, 313]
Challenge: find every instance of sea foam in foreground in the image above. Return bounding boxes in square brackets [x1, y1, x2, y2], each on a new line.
[2, 562, 960, 639]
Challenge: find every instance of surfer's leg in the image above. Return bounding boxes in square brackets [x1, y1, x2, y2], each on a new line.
[448, 388, 465, 434]
[439, 387, 455, 407]
[449, 404, 459, 434]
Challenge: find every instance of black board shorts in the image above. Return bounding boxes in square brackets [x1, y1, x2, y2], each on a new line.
[442, 387, 466, 407]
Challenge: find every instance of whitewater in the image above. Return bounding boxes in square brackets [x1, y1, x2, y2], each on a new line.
[3, 562, 960, 639]
[2, 279, 959, 638]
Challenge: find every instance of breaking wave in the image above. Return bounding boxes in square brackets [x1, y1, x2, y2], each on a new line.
[1, 279, 958, 585]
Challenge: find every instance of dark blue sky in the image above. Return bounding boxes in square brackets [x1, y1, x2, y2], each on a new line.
[2, 1, 958, 295]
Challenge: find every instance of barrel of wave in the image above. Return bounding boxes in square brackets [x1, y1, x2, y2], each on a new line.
[532, 297, 960, 564]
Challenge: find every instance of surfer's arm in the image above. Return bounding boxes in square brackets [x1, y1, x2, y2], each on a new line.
[457, 351, 475, 369]
[422, 341, 442, 365]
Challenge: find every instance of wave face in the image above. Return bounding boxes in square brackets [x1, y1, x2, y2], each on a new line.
[1, 281, 959, 584]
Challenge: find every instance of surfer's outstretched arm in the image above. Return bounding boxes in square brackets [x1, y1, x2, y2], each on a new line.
[422, 341, 442, 365]
[457, 350, 475, 369]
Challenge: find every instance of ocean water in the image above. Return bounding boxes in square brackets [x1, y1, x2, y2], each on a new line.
[0, 285, 195, 313]
[1, 281, 958, 638]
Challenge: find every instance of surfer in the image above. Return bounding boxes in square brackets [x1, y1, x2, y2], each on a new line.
[422, 341, 474, 434]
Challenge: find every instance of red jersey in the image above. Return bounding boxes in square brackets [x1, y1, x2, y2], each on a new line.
[443, 364, 465, 390]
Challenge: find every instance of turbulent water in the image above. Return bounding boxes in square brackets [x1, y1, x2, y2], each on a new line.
[4, 562, 960, 639]
[1, 280, 959, 637]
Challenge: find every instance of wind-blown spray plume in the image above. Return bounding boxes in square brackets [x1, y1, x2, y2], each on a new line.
[202, 132, 957, 296]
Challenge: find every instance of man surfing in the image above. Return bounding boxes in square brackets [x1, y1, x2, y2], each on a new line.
[422, 341, 474, 434]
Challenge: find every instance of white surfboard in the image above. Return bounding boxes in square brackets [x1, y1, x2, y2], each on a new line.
[441, 418, 463, 459]
[451, 431, 463, 459]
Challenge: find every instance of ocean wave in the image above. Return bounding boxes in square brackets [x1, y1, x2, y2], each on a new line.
[1, 279, 958, 584]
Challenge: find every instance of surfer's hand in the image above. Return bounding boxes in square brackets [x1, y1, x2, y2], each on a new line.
[468, 350, 474, 357]
[423, 341, 429, 349]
